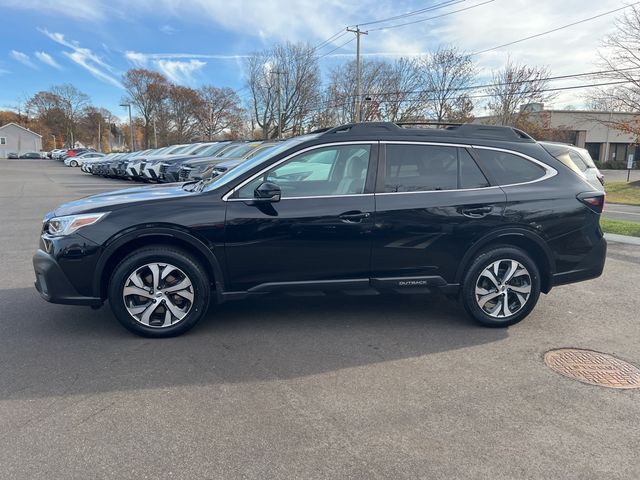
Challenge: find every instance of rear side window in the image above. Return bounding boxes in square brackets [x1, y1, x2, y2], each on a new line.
[384, 144, 489, 192]
[474, 149, 546, 185]
[385, 144, 458, 192]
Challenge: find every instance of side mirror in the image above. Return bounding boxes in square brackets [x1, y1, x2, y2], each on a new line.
[253, 182, 281, 203]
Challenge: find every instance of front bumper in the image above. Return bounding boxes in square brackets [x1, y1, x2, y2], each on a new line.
[33, 249, 102, 306]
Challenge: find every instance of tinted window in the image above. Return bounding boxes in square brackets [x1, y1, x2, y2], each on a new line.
[460, 149, 490, 188]
[474, 149, 546, 185]
[237, 145, 371, 198]
[385, 145, 457, 192]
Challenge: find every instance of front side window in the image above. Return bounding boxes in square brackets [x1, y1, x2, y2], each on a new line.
[474, 148, 546, 185]
[236, 144, 371, 199]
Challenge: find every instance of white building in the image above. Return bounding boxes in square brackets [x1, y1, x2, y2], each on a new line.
[474, 104, 639, 164]
[0, 122, 43, 158]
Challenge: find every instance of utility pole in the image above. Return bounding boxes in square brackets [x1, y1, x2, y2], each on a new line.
[346, 26, 368, 123]
[98, 122, 101, 152]
[271, 69, 284, 139]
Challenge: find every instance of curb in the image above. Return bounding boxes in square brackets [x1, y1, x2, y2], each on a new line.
[604, 233, 640, 246]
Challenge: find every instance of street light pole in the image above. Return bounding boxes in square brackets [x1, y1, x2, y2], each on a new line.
[120, 103, 135, 151]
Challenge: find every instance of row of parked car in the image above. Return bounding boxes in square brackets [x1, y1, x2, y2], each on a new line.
[78, 140, 280, 183]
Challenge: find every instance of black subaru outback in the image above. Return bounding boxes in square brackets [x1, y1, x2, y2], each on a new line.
[33, 123, 606, 337]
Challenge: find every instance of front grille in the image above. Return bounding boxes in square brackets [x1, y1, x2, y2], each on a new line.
[179, 167, 192, 182]
[159, 163, 168, 175]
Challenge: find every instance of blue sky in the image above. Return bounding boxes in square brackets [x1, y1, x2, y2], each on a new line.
[0, 0, 626, 118]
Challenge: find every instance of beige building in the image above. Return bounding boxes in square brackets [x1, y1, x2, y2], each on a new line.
[474, 104, 639, 164]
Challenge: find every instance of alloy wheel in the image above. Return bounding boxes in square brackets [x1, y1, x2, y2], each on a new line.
[122, 262, 194, 328]
[475, 259, 532, 318]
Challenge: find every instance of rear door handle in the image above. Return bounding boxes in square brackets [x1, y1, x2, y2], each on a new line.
[339, 211, 371, 223]
[460, 206, 493, 218]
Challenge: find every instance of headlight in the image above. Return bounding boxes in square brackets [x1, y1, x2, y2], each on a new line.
[47, 212, 108, 236]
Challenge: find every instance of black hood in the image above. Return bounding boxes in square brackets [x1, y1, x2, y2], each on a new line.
[52, 183, 197, 217]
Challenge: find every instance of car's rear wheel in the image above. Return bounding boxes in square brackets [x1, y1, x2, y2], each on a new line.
[461, 246, 540, 327]
[108, 246, 210, 337]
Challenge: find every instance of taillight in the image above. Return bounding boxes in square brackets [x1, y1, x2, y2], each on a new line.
[577, 192, 605, 214]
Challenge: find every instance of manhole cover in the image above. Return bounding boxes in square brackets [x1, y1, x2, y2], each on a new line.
[544, 349, 640, 389]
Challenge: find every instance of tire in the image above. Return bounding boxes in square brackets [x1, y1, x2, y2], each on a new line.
[70, 160, 78, 167]
[108, 246, 210, 337]
[460, 246, 541, 328]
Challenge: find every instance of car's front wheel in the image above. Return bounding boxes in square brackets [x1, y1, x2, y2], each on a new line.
[69, 160, 78, 167]
[461, 246, 541, 327]
[108, 246, 210, 337]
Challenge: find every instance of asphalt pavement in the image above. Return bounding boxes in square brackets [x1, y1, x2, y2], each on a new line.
[1, 159, 639, 480]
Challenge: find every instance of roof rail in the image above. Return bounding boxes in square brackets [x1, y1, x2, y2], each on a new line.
[320, 121, 535, 142]
[322, 122, 402, 135]
[396, 121, 463, 127]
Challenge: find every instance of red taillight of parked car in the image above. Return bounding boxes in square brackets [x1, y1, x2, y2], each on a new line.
[577, 192, 605, 214]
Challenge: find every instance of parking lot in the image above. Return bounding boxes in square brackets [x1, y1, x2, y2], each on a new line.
[1, 159, 639, 479]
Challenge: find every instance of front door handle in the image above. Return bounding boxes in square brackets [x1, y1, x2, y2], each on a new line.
[339, 211, 371, 223]
[460, 206, 493, 218]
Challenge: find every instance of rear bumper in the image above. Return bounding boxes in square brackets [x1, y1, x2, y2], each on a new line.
[33, 249, 102, 306]
[551, 236, 607, 287]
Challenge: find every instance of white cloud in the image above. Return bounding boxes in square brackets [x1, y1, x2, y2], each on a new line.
[1, 0, 107, 20]
[154, 59, 206, 84]
[160, 24, 177, 35]
[40, 29, 123, 88]
[34, 51, 62, 69]
[10, 50, 37, 68]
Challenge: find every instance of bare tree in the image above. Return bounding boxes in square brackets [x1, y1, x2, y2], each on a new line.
[50, 84, 90, 146]
[579, 5, 640, 141]
[122, 69, 169, 148]
[197, 86, 245, 140]
[247, 42, 321, 139]
[417, 46, 476, 122]
[379, 58, 426, 122]
[166, 85, 201, 144]
[486, 59, 554, 126]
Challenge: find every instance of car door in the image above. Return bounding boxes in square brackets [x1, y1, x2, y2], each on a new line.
[371, 142, 507, 285]
[223, 142, 378, 292]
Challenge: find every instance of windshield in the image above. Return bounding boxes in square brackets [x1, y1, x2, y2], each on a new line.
[199, 134, 320, 192]
[166, 145, 188, 154]
[196, 142, 230, 156]
[190, 143, 216, 155]
[227, 143, 261, 158]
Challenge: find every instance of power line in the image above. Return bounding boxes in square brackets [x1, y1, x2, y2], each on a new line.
[472, 2, 640, 55]
[313, 30, 349, 52]
[300, 78, 640, 112]
[318, 37, 355, 59]
[368, 0, 496, 31]
[353, 0, 466, 27]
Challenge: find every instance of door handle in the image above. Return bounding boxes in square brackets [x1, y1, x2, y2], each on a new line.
[339, 211, 371, 223]
[460, 206, 493, 218]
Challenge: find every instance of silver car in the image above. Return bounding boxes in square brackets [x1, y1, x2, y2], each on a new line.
[540, 142, 605, 191]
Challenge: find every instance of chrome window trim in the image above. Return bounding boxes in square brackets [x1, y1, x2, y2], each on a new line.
[376, 186, 502, 196]
[222, 141, 377, 201]
[471, 145, 558, 187]
[379, 142, 557, 195]
[226, 193, 375, 202]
